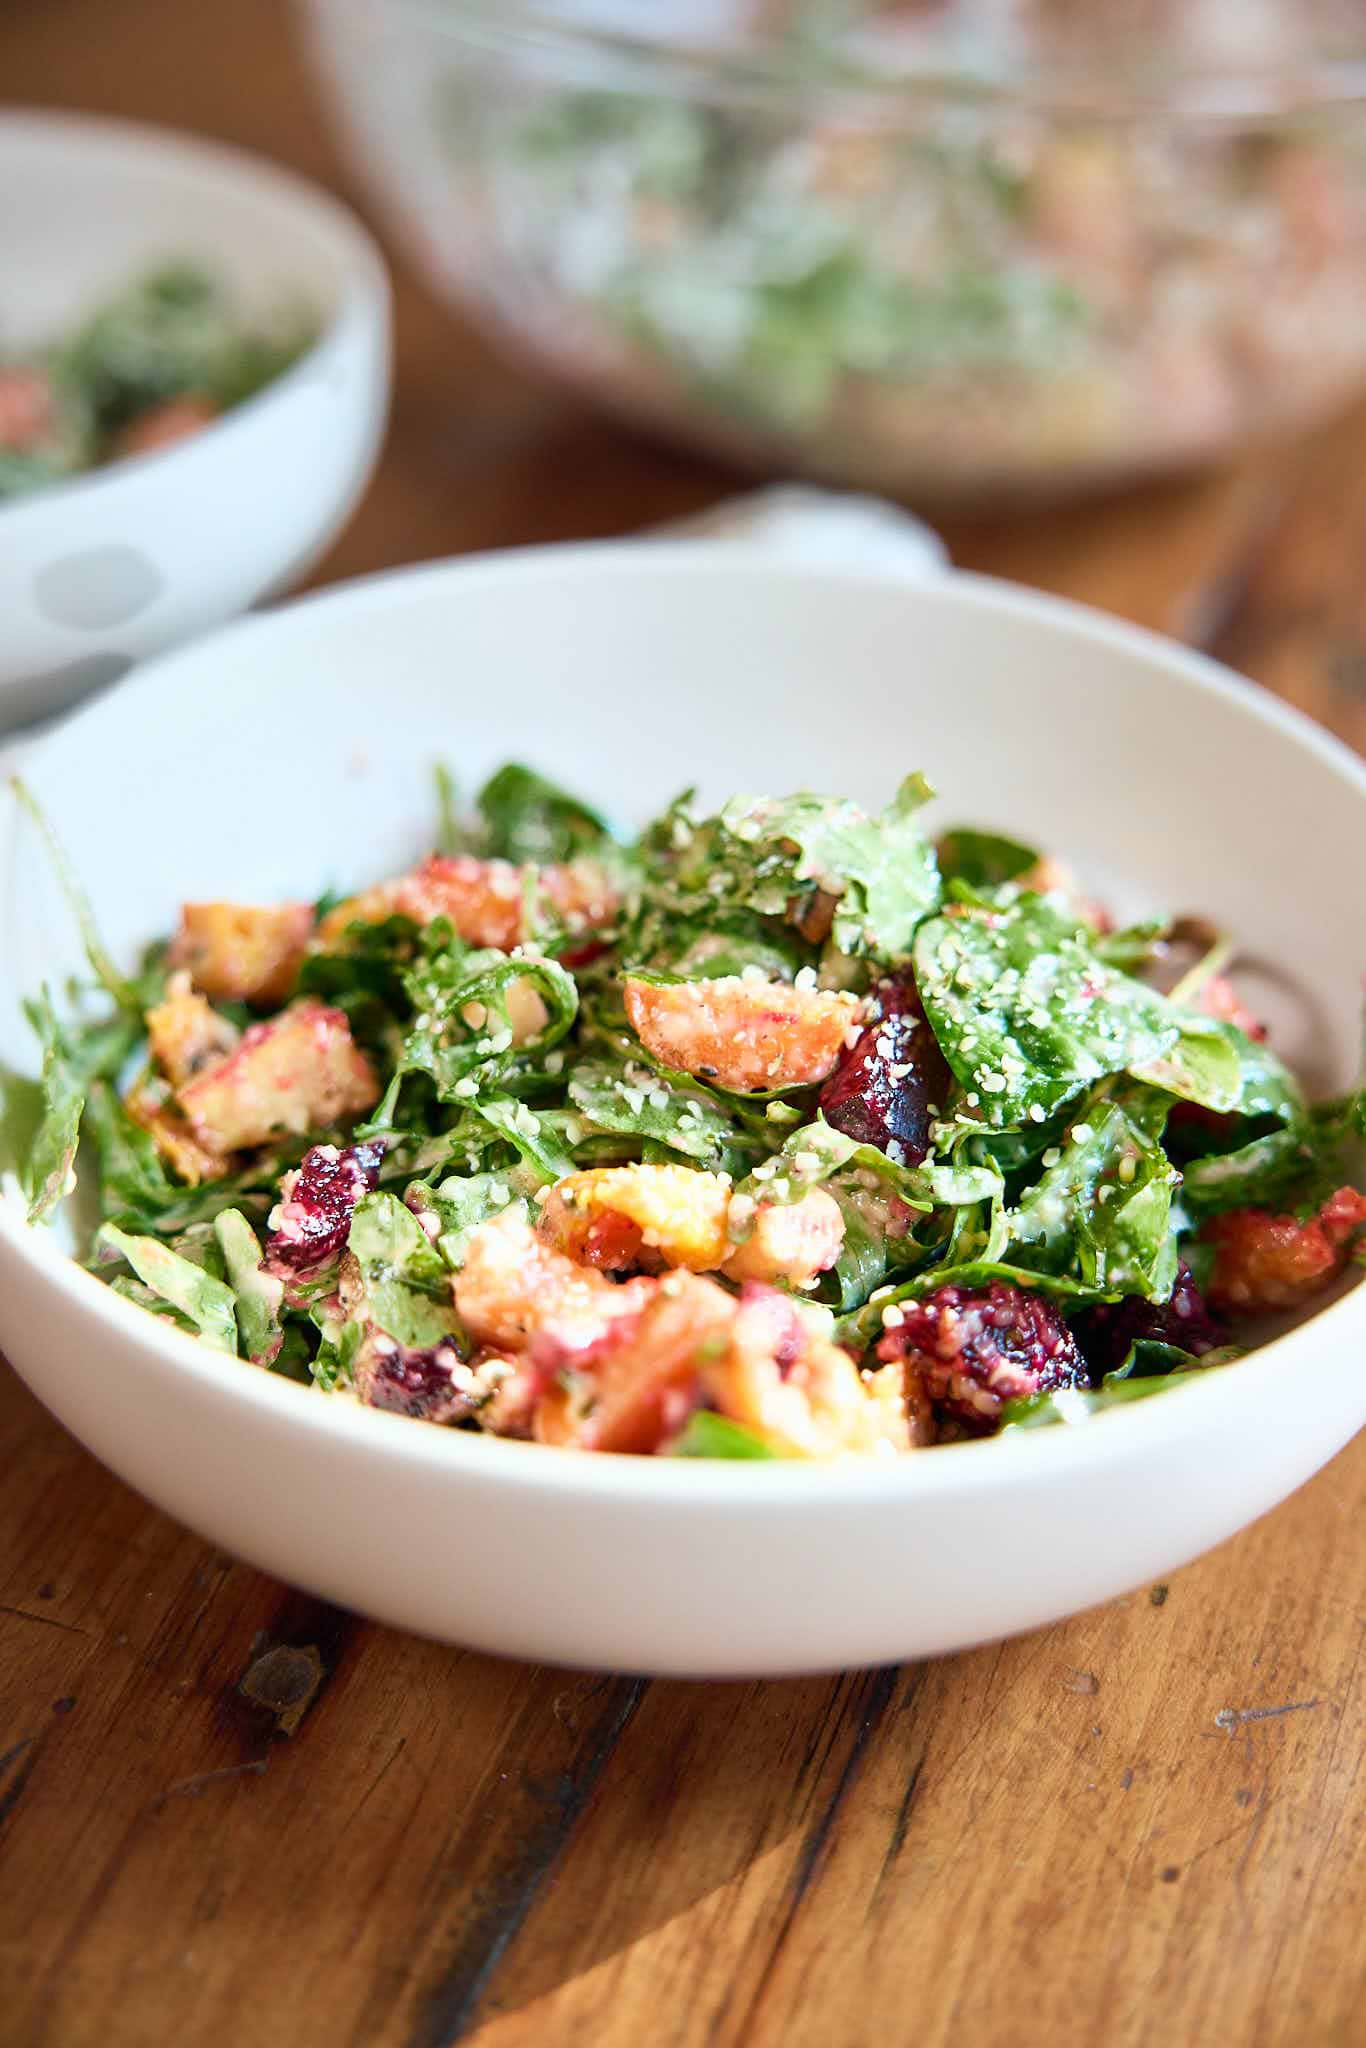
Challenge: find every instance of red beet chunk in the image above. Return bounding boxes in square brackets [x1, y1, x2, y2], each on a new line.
[558, 936, 611, 973]
[819, 974, 949, 1165]
[877, 1281, 1087, 1427]
[1074, 1263, 1225, 1375]
[361, 1336, 471, 1425]
[266, 1138, 385, 1278]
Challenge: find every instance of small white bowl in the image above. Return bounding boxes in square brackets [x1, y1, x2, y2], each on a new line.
[0, 110, 390, 730]
[0, 547, 1362, 1676]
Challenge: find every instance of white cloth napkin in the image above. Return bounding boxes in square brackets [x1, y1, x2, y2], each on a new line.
[1, 488, 946, 779]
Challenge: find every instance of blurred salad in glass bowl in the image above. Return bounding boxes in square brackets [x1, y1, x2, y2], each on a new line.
[306, 0, 1366, 502]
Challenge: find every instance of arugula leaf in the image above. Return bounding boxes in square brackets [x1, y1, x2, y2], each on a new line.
[407, 1172, 530, 1267]
[396, 943, 579, 1106]
[1104, 1338, 1244, 1380]
[1169, 1025, 1332, 1216]
[347, 1192, 464, 1350]
[107, 1274, 198, 1335]
[1129, 1018, 1242, 1115]
[836, 1257, 1102, 1352]
[731, 1116, 950, 1307]
[667, 914, 809, 984]
[718, 777, 941, 958]
[98, 1221, 238, 1353]
[83, 1082, 302, 1237]
[1001, 1362, 1225, 1430]
[1181, 1083, 1361, 1216]
[1180, 1129, 1307, 1213]
[671, 1412, 782, 1459]
[311, 1317, 363, 1393]
[628, 778, 939, 971]
[1006, 1096, 1180, 1302]
[82, 1081, 175, 1221]
[913, 899, 1239, 1129]
[829, 1176, 944, 1310]
[567, 1057, 751, 1171]
[473, 1096, 577, 1182]
[22, 990, 85, 1225]
[725, 1116, 1015, 1309]
[738, 1115, 976, 1212]
[434, 762, 464, 858]
[212, 1209, 284, 1366]
[269, 1324, 317, 1384]
[11, 780, 141, 1007]
[1189, 1025, 1303, 1129]
[298, 913, 418, 1021]
[0, 1059, 44, 1186]
[822, 1184, 899, 1311]
[477, 762, 616, 865]
[1093, 919, 1170, 971]
[14, 977, 145, 1228]
[936, 828, 1038, 891]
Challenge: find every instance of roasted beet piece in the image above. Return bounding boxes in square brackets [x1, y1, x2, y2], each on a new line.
[1074, 1263, 1226, 1376]
[359, 1335, 473, 1425]
[265, 1138, 385, 1279]
[819, 973, 949, 1165]
[558, 936, 611, 973]
[876, 1281, 1087, 1427]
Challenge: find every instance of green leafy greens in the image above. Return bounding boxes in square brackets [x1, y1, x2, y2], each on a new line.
[913, 897, 1242, 1130]
[12, 756, 1361, 1454]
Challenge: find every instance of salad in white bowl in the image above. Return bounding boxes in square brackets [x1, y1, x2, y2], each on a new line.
[0, 549, 1360, 1673]
[14, 757, 1363, 1460]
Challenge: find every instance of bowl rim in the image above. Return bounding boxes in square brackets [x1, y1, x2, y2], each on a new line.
[2, 541, 1363, 1504]
[0, 106, 390, 531]
[384, 0, 1366, 121]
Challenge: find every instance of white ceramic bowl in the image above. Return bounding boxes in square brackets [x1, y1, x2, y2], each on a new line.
[1, 548, 1362, 1676]
[0, 111, 391, 730]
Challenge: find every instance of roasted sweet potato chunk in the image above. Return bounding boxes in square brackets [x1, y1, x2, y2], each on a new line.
[534, 1272, 737, 1454]
[623, 975, 859, 1092]
[707, 1286, 898, 1457]
[454, 1209, 654, 1355]
[538, 1164, 844, 1288]
[538, 1165, 732, 1273]
[722, 1186, 845, 1291]
[170, 901, 312, 1007]
[1203, 1188, 1366, 1311]
[145, 973, 240, 1088]
[126, 1088, 230, 1187]
[317, 854, 618, 951]
[177, 1002, 378, 1153]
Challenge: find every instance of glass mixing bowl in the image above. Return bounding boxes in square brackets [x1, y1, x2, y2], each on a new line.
[306, 0, 1366, 504]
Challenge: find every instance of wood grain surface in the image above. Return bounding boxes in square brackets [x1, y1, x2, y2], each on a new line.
[2, 5, 1363, 2045]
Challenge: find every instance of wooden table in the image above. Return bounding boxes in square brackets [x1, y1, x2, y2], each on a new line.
[2, 6, 1364, 2043]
